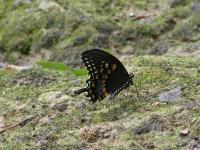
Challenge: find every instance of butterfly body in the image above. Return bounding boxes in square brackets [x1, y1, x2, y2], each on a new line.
[74, 49, 133, 102]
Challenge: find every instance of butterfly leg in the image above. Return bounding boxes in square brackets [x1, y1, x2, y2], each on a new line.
[74, 88, 88, 95]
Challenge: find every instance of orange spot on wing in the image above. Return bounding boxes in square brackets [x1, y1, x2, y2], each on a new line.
[104, 92, 108, 97]
[111, 64, 117, 71]
[102, 87, 106, 93]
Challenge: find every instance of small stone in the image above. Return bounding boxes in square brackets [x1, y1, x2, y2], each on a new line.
[191, 2, 200, 13]
[158, 86, 182, 102]
[13, 0, 32, 6]
[129, 12, 134, 17]
[180, 128, 189, 135]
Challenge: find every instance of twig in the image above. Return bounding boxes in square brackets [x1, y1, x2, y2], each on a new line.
[0, 62, 32, 70]
[0, 115, 35, 134]
[131, 14, 155, 21]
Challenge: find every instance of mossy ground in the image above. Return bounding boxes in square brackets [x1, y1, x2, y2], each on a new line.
[0, 0, 199, 149]
[0, 56, 199, 149]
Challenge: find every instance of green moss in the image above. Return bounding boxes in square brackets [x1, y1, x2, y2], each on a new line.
[0, 56, 200, 149]
[0, 0, 13, 20]
[0, 4, 65, 57]
[172, 12, 200, 42]
[171, 6, 191, 19]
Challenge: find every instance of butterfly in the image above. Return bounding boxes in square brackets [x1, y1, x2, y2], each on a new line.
[74, 49, 134, 102]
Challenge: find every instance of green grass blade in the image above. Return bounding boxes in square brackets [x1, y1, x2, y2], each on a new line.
[37, 61, 88, 76]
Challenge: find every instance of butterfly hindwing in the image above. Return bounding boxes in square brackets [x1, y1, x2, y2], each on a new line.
[86, 77, 108, 101]
[83, 59, 111, 102]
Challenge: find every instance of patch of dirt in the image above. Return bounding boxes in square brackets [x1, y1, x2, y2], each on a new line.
[133, 116, 168, 135]
[32, 127, 61, 148]
[80, 126, 112, 143]
[12, 69, 56, 86]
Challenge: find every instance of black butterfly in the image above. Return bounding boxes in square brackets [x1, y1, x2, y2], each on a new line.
[74, 49, 134, 102]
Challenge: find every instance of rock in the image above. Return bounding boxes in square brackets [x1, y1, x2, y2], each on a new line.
[191, 2, 200, 14]
[0, 62, 4, 68]
[158, 86, 182, 102]
[180, 128, 189, 135]
[13, 0, 32, 6]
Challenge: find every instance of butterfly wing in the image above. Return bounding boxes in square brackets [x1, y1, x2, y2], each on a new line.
[81, 49, 133, 102]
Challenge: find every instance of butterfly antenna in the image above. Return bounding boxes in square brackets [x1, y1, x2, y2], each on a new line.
[74, 88, 88, 95]
[133, 83, 141, 101]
